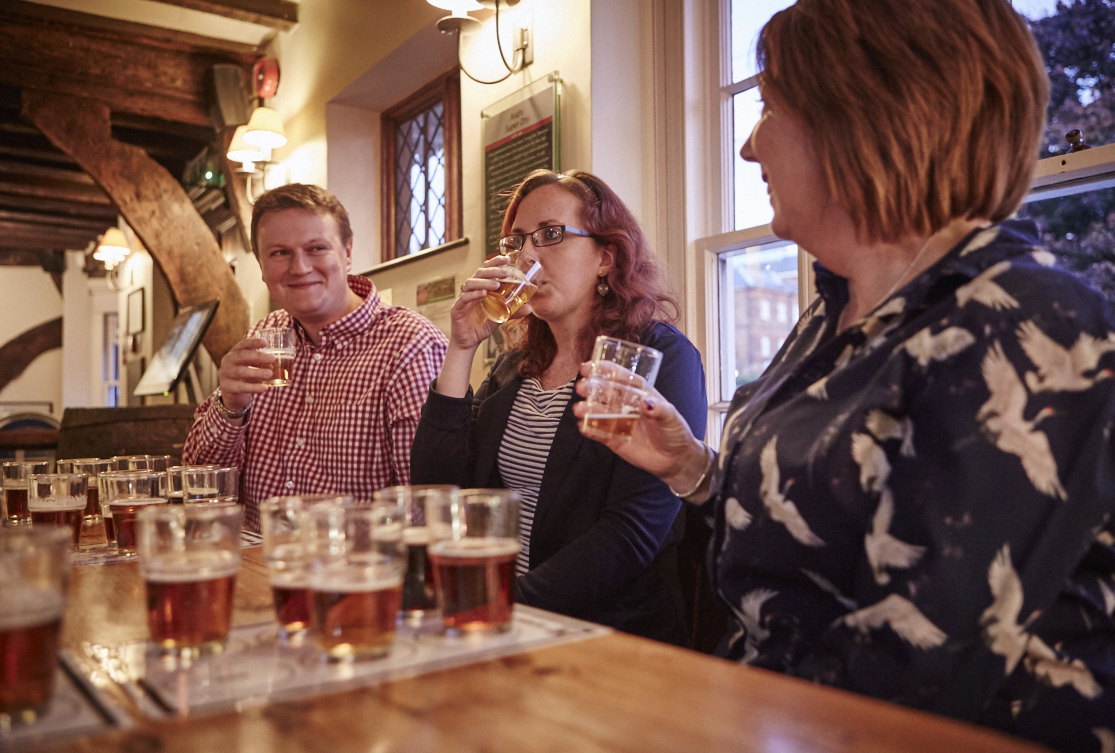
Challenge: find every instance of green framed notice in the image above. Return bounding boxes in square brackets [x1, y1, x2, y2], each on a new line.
[481, 72, 563, 258]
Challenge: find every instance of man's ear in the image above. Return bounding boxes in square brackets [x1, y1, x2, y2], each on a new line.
[344, 239, 354, 272]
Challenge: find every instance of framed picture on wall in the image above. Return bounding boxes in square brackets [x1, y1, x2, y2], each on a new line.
[127, 288, 145, 335]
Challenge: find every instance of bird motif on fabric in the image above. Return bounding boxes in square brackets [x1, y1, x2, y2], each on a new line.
[851, 433, 926, 585]
[1017, 320, 1115, 393]
[759, 437, 824, 547]
[1030, 249, 1056, 267]
[979, 545, 1102, 698]
[728, 588, 778, 663]
[955, 261, 1020, 310]
[806, 377, 829, 400]
[959, 225, 1001, 257]
[903, 326, 977, 367]
[1095, 727, 1115, 753]
[977, 341, 1067, 500]
[724, 497, 752, 531]
[836, 593, 947, 649]
[864, 409, 916, 457]
[1099, 579, 1115, 617]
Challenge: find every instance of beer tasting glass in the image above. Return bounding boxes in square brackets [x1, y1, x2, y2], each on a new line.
[481, 253, 542, 324]
[137, 504, 242, 654]
[305, 501, 406, 661]
[100, 469, 168, 555]
[3, 461, 48, 526]
[372, 485, 458, 623]
[28, 473, 88, 546]
[580, 336, 664, 442]
[56, 458, 115, 522]
[259, 327, 295, 387]
[0, 526, 70, 725]
[426, 489, 521, 636]
[183, 466, 238, 504]
[113, 455, 172, 472]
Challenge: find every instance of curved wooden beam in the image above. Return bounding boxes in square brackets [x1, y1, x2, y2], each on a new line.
[0, 317, 61, 393]
[22, 89, 250, 364]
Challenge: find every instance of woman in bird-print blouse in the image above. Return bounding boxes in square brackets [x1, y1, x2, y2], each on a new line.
[573, 0, 1115, 750]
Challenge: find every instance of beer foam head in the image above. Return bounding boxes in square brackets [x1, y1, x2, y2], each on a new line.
[270, 570, 311, 589]
[429, 537, 521, 558]
[28, 495, 85, 511]
[403, 527, 429, 546]
[141, 548, 239, 582]
[0, 587, 65, 630]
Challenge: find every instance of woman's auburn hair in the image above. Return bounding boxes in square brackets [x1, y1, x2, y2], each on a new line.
[757, 0, 1050, 244]
[499, 169, 679, 378]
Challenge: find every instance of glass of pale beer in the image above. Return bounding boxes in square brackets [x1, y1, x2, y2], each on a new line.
[183, 466, 239, 504]
[100, 470, 168, 555]
[56, 459, 115, 522]
[305, 501, 406, 661]
[28, 473, 88, 547]
[579, 336, 664, 442]
[137, 503, 242, 654]
[259, 327, 296, 387]
[426, 489, 521, 636]
[0, 526, 70, 726]
[480, 253, 542, 324]
[2, 461, 49, 525]
[373, 485, 458, 624]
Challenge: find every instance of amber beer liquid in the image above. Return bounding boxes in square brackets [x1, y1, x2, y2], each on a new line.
[312, 569, 403, 660]
[4, 487, 29, 522]
[110, 499, 167, 554]
[481, 278, 537, 324]
[430, 538, 519, 633]
[28, 497, 86, 546]
[580, 414, 640, 441]
[83, 485, 100, 520]
[402, 527, 437, 616]
[262, 348, 294, 387]
[580, 379, 647, 442]
[144, 552, 238, 650]
[0, 588, 65, 718]
[270, 572, 312, 636]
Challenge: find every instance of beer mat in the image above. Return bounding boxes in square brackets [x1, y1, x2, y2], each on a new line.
[71, 530, 263, 566]
[74, 606, 610, 718]
[0, 661, 132, 750]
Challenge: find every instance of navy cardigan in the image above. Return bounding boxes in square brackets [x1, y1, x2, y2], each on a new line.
[410, 322, 708, 645]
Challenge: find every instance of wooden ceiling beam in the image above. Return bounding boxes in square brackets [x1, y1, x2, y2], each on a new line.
[0, 219, 100, 245]
[0, 249, 44, 265]
[0, 143, 77, 166]
[0, 209, 108, 232]
[0, 159, 96, 185]
[0, 191, 117, 220]
[146, 0, 297, 32]
[0, 178, 112, 206]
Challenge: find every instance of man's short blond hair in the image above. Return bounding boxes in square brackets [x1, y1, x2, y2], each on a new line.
[250, 183, 353, 256]
[758, 0, 1050, 244]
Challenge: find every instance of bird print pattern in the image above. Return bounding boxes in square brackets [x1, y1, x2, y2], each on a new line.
[705, 220, 1115, 753]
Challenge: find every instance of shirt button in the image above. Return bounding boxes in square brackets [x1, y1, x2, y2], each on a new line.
[284, 480, 294, 490]
[313, 353, 323, 362]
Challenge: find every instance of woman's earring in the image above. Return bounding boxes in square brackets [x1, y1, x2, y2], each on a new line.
[596, 276, 610, 297]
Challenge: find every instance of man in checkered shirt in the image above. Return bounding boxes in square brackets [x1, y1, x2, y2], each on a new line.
[183, 184, 448, 531]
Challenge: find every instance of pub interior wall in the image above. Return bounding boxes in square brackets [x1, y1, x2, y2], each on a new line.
[0, 267, 64, 420]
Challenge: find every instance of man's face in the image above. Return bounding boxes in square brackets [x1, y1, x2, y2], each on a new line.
[256, 208, 353, 331]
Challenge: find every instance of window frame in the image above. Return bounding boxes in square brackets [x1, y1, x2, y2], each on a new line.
[379, 68, 463, 262]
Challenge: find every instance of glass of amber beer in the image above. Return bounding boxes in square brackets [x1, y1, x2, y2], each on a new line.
[480, 254, 542, 324]
[0, 526, 70, 726]
[3, 461, 48, 525]
[579, 336, 664, 443]
[426, 489, 521, 636]
[137, 504, 242, 654]
[259, 327, 295, 387]
[373, 485, 458, 624]
[28, 473, 88, 546]
[100, 470, 168, 555]
[56, 459, 115, 523]
[305, 501, 406, 661]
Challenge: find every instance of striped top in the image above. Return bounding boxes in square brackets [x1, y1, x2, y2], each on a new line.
[496, 376, 575, 575]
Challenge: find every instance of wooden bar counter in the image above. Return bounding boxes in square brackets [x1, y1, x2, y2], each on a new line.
[40, 539, 1048, 753]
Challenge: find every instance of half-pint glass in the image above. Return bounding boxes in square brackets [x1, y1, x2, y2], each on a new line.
[580, 336, 664, 442]
[3, 461, 48, 525]
[101, 470, 168, 554]
[427, 489, 521, 635]
[0, 526, 70, 725]
[480, 254, 541, 324]
[306, 502, 406, 661]
[28, 474, 87, 546]
[137, 503, 242, 654]
[183, 466, 239, 504]
[259, 327, 295, 387]
[56, 459, 115, 521]
[113, 455, 172, 472]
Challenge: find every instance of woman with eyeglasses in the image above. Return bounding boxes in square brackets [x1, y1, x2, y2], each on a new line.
[411, 168, 707, 645]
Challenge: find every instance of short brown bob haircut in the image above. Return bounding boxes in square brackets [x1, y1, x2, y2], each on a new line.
[250, 183, 353, 257]
[757, 0, 1050, 244]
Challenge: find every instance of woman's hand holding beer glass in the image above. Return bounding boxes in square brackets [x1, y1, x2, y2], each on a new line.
[217, 326, 296, 415]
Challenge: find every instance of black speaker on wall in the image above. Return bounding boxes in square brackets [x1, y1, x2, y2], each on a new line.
[208, 64, 251, 130]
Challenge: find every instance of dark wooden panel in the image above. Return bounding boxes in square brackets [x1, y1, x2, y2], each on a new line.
[0, 427, 58, 450]
[56, 405, 199, 463]
[148, 0, 298, 31]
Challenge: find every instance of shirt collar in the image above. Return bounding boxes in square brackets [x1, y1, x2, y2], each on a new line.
[293, 275, 381, 347]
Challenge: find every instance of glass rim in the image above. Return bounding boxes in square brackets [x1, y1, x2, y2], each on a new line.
[0, 524, 72, 548]
[100, 469, 166, 479]
[2, 460, 49, 469]
[28, 473, 87, 482]
[137, 502, 242, 523]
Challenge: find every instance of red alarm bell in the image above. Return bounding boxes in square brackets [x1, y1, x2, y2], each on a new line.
[253, 58, 280, 100]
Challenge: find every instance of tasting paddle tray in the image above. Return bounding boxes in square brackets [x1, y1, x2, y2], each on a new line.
[62, 605, 611, 718]
[71, 529, 263, 567]
[0, 661, 132, 750]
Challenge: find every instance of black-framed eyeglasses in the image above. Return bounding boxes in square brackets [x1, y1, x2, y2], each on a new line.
[498, 225, 596, 253]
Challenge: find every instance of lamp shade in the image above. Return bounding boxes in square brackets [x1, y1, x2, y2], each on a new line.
[243, 106, 287, 150]
[93, 227, 130, 267]
[427, 0, 483, 10]
[226, 125, 262, 164]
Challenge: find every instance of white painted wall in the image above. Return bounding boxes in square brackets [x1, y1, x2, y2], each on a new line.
[0, 267, 64, 419]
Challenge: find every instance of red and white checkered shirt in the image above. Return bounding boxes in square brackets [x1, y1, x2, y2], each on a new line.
[183, 276, 447, 531]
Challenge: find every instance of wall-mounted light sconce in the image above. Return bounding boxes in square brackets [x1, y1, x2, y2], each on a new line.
[242, 105, 287, 162]
[226, 109, 287, 203]
[93, 228, 130, 270]
[428, 0, 532, 84]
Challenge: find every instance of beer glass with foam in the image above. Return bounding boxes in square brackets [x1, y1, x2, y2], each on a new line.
[305, 501, 406, 661]
[28, 473, 88, 546]
[260, 494, 351, 641]
[137, 503, 242, 654]
[480, 254, 542, 324]
[259, 327, 295, 387]
[183, 466, 239, 505]
[372, 485, 458, 623]
[426, 489, 521, 636]
[100, 469, 168, 555]
[56, 459, 115, 522]
[0, 526, 70, 726]
[2, 461, 48, 525]
[580, 336, 664, 442]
